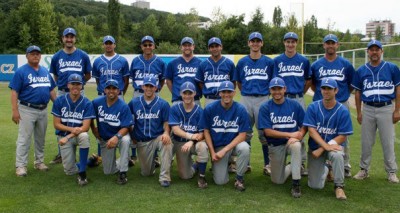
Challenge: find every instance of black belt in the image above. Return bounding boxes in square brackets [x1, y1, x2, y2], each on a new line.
[177, 97, 200, 101]
[98, 91, 122, 96]
[284, 93, 303, 98]
[246, 94, 268, 97]
[134, 89, 144, 93]
[19, 101, 47, 110]
[58, 88, 69, 92]
[205, 94, 219, 99]
[364, 101, 392, 108]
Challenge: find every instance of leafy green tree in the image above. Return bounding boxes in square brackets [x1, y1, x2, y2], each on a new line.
[108, 0, 120, 41]
[19, 23, 31, 50]
[248, 7, 265, 34]
[139, 14, 161, 39]
[272, 6, 283, 28]
[155, 42, 180, 54]
[375, 26, 383, 40]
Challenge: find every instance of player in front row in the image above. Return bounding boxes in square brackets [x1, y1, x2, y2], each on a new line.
[92, 79, 133, 184]
[303, 78, 353, 200]
[169, 82, 209, 188]
[52, 74, 95, 186]
[201, 81, 251, 191]
[258, 77, 306, 198]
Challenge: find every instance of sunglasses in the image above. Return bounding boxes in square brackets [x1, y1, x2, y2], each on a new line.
[142, 43, 153, 47]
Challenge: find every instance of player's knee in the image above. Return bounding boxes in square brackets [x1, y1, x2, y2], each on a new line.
[195, 142, 209, 162]
[78, 132, 90, 148]
[236, 142, 250, 157]
[120, 135, 131, 148]
[213, 176, 229, 185]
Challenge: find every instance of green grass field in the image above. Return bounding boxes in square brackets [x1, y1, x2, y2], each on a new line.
[0, 82, 399, 213]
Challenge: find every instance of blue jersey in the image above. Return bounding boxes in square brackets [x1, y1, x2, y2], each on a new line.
[169, 103, 204, 142]
[51, 94, 95, 136]
[233, 55, 274, 96]
[9, 64, 56, 105]
[195, 56, 235, 97]
[128, 96, 170, 141]
[92, 96, 134, 140]
[165, 56, 203, 102]
[351, 61, 400, 102]
[258, 98, 305, 146]
[92, 54, 130, 94]
[303, 100, 353, 151]
[200, 101, 251, 148]
[273, 53, 311, 95]
[310, 56, 355, 102]
[129, 54, 166, 91]
[50, 49, 92, 90]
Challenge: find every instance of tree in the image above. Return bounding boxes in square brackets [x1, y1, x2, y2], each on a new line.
[272, 6, 283, 28]
[139, 14, 161, 39]
[375, 26, 383, 40]
[248, 7, 265, 34]
[286, 14, 298, 32]
[108, 0, 120, 41]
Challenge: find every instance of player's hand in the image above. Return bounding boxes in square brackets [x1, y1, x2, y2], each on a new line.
[287, 138, 300, 146]
[393, 110, 400, 124]
[161, 133, 171, 145]
[71, 127, 83, 136]
[215, 149, 227, 161]
[181, 141, 194, 153]
[106, 137, 118, 149]
[288, 131, 303, 141]
[12, 110, 21, 124]
[312, 147, 324, 159]
[210, 152, 219, 162]
[357, 113, 362, 125]
[59, 136, 69, 146]
[191, 133, 201, 141]
[325, 144, 343, 152]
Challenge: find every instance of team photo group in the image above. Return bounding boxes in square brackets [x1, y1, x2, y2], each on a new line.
[9, 27, 400, 201]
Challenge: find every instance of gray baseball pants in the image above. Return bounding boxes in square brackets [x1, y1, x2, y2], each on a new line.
[172, 140, 209, 179]
[269, 142, 302, 184]
[308, 150, 345, 189]
[240, 95, 269, 144]
[98, 135, 131, 175]
[58, 133, 90, 175]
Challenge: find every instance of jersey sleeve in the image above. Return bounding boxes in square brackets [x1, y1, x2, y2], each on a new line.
[391, 63, 400, 86]
[83, 100, 96, 119]
[195, 62, 205, 82]
[51, 98, 62, 117]
[161, 101, 170, 123]
[233, 60, 242, 83]
[92, 59, 99, 78]
[49, 54, 58, 76]
[122, 58, 130, 77]
[8, 69, 23, 92]
[83, 52, 92, 74]
[346, 61, 355, 88]
[238, 105, 251, 133]
[165, 60, 174, 80]
[196, 107, 205, 132]
[304, 59, 312, 79]
[303, 103, 317, 128]
[168, 105, 180, 126]
[229, 60, 236, 81]
[337, 107, 353, 135]
[351, 66, 363, 91]
[296, 102, 306, 127]
[258, 102, 272, 130]
[120, 104, 134, 128]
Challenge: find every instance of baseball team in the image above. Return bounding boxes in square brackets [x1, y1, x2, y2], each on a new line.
[9, 27, 400, 200]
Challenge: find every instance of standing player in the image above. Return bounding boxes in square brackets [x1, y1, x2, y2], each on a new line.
[10, 45, 56, 176]
[52, 74, 95, 186]
[128, 76, 173, 187]
[130, 35, 166, 98]
[310, 34, 355, 177]
[233, 32, 274, 175]
[195, 37, 235, 106]
[352, 40, 399, 183]
[201, 81, 251, 191]
[92, 80, 133, 184]
[166, 37, 202, 105]
[258, 77, 306, 198]
[169, 82, 209, 188]
[303, 78, 353, 200]
[273, 32, 312, 176]
[50, 27, 92, 165]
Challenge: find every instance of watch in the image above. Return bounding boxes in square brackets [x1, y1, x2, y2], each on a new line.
[115, 133, 122, 140]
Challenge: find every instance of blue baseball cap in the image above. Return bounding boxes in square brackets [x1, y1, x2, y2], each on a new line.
[68, 74, 83, 84]
[323, 34, 338, 43]
[284, 32, 298, 40]
[180, 81, 196, 93]
[141, 35, 155, 44]
[367, 40, 382, 49]
[218, 81, 235, 92]
[103, 35, 115, 44]
[105, 79, 119, 89]
[269, 77, 286, 88]
[63, 27, 76, 36]
[143, 76, 157, 87]
[248, 32, 263, 41]
[320, 78, 338, 89]
[180, 37, 194, 45]
[208, 37, 222, 47]
[26, 45, 41, 53]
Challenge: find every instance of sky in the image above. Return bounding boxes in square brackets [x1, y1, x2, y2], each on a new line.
[107, 0, 399, 34]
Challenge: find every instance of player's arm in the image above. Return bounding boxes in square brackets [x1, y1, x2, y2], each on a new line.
[215, 132, 246, 160]
[236, 81, 242, 91]
[393, 85, 400, 123]
[95, 78, 99, 86]
[204, 129, 217, 160]
[304, 79, 312, 94]
[354, 90, 362, 124]
[123, 76, 129, 95]
[197, 82, 204, 91]
[90, 119, 100, 139]
[264, 128, 303, 141]
[160, 121, 171, 145]
[171, 126, 204, 141]
[50, 89, 57, 102]
[106, 127, 129, 149]
[159, 78, 165, 89]
[11, 90, 20, 124]
[308, 127, 345, 152]
[166, 79, 173, 93]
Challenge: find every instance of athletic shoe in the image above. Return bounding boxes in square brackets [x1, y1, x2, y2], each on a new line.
[160, 180, 170, 187]
[353, 169, 369, 180]
[228, 163, 236, 173]
[117, 173, 128, 185]
[154, 157, 160, 168]
[301, 164, 308, 176]
[234, 179, 245, 191]
[197, 175, 208, 189]
[263, 164, 271, 176]
[291, 185, 301, 198]
[245, 165, 252, 174]
[16, 167, 27, 177]
[335, 187, 347, 200]
[128, 156, 137, 167]
[34, 163, 49, 171]
[344, 168, 352, 178]
[50, 154, 62, 164]
[388, 173, 399, 183]
[77, 176, 88, 186]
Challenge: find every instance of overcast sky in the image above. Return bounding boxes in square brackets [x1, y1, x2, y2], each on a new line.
[107, 0, 398, 34]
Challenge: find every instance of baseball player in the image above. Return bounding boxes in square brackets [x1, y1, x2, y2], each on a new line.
[258, 77, 306, 198]
[91, 79, 134, 184]
[165, 37, 202, 105]
[303, 78, 353, 200]
[200, 81, 251, 191]
[50, 27, 92, 165]
[128, 76, 173, 187]
[273, 32, 312, 176]
[195, 37, 235, 107]
[169, 82, 209, 188]
[352, 40, 400, 183]
[233, 32, 274, 175]
[91, 35, 132, 166]
[10, 45, 56, 176]
[51, 74, 95, 186]
[310, 34, 355, 177]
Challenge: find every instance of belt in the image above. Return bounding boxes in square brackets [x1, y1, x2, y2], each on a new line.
[19, 101, 47, 110]
[58, 88, 69, 92]
[205, 94, 219, 99]
[364, 101, 392, 108]
[284, 93, 303, 98]
[246, 94, 268, 97]
[134, 89, 144, 93]
[98, 91, 122, 96]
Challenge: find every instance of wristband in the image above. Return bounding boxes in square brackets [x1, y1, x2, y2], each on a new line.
[328, 139, 338, 145]
[115, 133, 122, 140]
[185, 133, 193, 140]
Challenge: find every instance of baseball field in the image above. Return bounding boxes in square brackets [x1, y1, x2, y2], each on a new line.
[0, 82, 399, 212]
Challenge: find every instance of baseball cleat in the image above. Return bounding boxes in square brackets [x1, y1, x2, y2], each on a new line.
[50, 154, 62, 164]
[77, 176, 88, 186]
[117, 172, 128, 185]
[388, 173, 399, 183]
[335, 187, 347, 200]
[344, 168, 352, 178]
[353, 169, 369, 180]
[263, 164, 271, 176]
[291, 185, 301, 198]
[301, 164, 308, 176]
[197, 175, 208, 189]
[228, 163, 236, 173]
[234, 179, 245, 191]
[128, 156, 137, 167]
[245, 165, 252, 174]
[34, 163, 49, 171]
[160, 181, 170, 187]
[16, 167, 27, 177]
